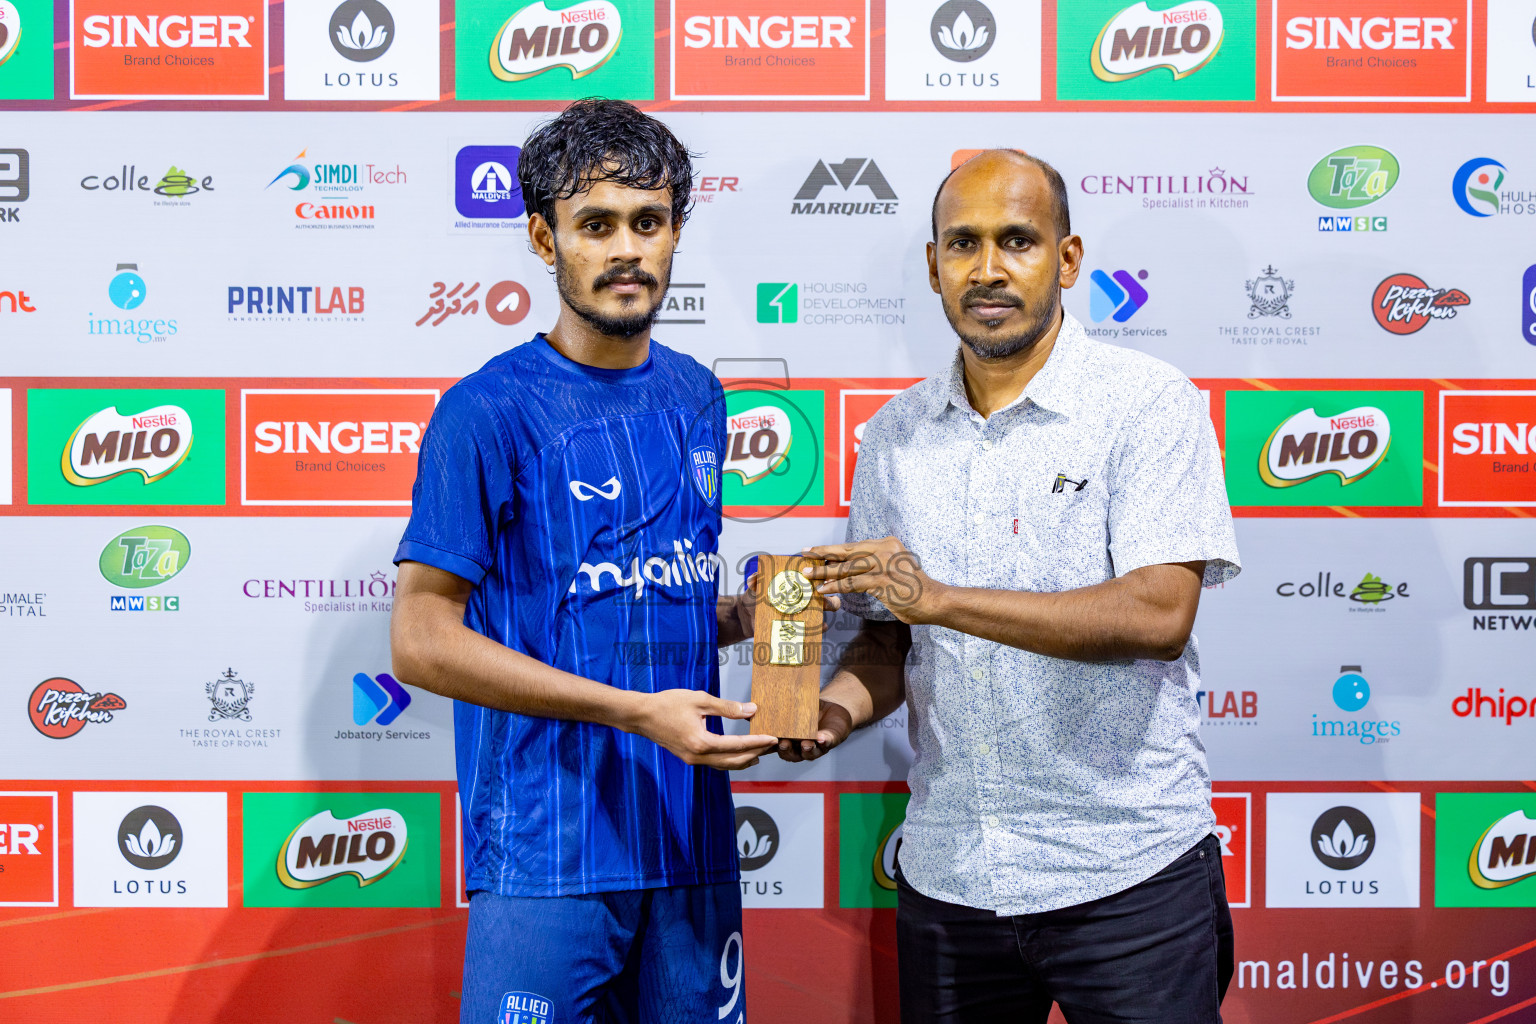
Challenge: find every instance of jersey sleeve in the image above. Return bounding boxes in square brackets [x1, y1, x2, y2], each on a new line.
[394, 382, 515, 585]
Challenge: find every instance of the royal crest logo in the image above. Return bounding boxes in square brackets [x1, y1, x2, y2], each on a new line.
[277, 808, 407, 889]
[1260, 406, 1391, 488]
[1470, 811, 1536, 890]
[28, 678, 126, 739]
[1091, 1, 1223, 82]
[206, 668, 254, 723]
[688, 443, 719, 506]
[1371, 273, 1469, 335]
[1246, 265, 1293, 319]
[63, 404, 193, 486]
[490, 0, 621, 82]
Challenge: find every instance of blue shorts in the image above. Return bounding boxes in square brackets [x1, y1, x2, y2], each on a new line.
[460, 882, 746, 1024]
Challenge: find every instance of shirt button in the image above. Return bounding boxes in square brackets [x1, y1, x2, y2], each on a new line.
[981, 439, 994, 451]
[970, 667, 985, 682]
[977, 743, 991, 756]
[987, 815, 1000, 828]
[971, 512, 984, 525]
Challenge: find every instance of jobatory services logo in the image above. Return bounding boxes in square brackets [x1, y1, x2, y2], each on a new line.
[417, 280, 531, 326]
[1266, 792, 1421, 907]
[90, 262, 178, 344]
[456, 0, 652, 100]
[28, 677, 126, 739]
[0, 791, 57, 907]
[1436, 795, 1536, 907]
[1485, 0, 1536, 102]
[0, 146, 27, 221]
[1463, 556, 1536, 633]
[351, 671, 412, 726]
[0, 1, 57, 100]
[1088, 268, 1149, 323]
[885, 0, 1041, 101]
[283, 0, 439, 100]
[1223, 389, 1423, 507]
[1056, 0, 1254, 100]
[452, 144, 525, 229]
[242, 792, 439, 907]
[71, 792, 229, 907]
[734, 794, 824, 908]
[789, 158, 898, 217]
[672, 0, 869, 100]
[26, 388, 226, 506]
[266, 148, 406, 230]
[70, 0, 268, 99]
[1371, 273, 1469, 334]
[227, 283, 365, 323]
[1273, 0, 1470, 102]
[1439, 391, 1536, 507]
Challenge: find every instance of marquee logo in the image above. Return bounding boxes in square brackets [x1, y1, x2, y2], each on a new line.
[1259, 405, 1389, 487]
[277, 808, 406, 888]
[490, 0, 620, 81]
[64, 404, 192, 486]
[1273, 1, 1470, 102]
[1371, 273, 1469, 334]
[673, 0, 868, 100]
[1307, 146, 1399, 209]
[99, 524, 190, 588]
[28, 678, 126, 739]
[789, 158, 897, 216]
[71, 1, 268, 99]
[1091, 1, 1223, 82]
[1440, 391, 1536, 507]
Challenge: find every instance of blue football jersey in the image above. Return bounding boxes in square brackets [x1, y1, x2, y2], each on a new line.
[395, 335, 736, 897]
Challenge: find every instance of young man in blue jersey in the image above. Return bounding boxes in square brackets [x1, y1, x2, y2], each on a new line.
[390, 100, 774, 1024]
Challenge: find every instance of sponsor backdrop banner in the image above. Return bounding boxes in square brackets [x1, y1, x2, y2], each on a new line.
[2, 2, 1535, 1022]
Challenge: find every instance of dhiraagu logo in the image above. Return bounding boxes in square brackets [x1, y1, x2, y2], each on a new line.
[1224, 390, 1423, 508]
[1307, 146, 1399, 209]
[722, 388, 824, 516]
[838, 791, 909, 908]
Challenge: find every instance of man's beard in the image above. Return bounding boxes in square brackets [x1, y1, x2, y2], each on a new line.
[944, 275, 1061, 361]
[553, 244, 670, 339]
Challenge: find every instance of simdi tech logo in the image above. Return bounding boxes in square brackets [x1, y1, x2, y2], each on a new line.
[1055, 0, 1255, 101]
[1272, 1, 1470, 102]
[282, 0, 441, 101]
[0, 1, 57, 100]
[1223, 389, 1423, 507]
[456, 0, 653, 101]
[70, 0, 268, 100]
[265, 148, 407, 230]
[1436, 794, 1536, 908]
[240, 389, 438, 507]
[1439, 391, 1536, 507]
[27, 388, 226, 506]
[242, 792, 439, 908]
[884, 0, 1041, 101]
[0, 791, 58, 907]
[672, 0, 869, 101]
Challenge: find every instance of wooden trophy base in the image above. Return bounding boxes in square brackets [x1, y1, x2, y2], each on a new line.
[749, 554, 824, 740]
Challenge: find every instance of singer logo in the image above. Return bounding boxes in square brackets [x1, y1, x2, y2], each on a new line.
[241, 389, 438, 507]
[71, 1, 268, 99]
[1273, 1, 1470, 101]
[1439, 392, 1536, 507]
[840, 389, 901, 506]
[64, 404, 192, 486]
[672, 0, 868, 100]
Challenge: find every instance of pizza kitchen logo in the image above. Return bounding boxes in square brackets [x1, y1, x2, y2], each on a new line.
[63, 404, 193, 487]
[28, 678, 126, 739]
[1092, 1, 1223, 82]
[1260, 405, 1390, 488]
[1371, 273, 1469, 334]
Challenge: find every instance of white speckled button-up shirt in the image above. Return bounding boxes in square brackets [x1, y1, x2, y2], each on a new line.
[844, 311, 1241, 915]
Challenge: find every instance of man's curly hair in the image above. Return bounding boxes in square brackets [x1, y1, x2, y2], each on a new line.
[518, 99, 697, 229]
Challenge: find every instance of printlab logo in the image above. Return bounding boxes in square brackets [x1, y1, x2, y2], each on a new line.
[735, 806, 779, 872]
[0, 147, 27, 220]
[790, 159, 898, 217]
[118, 805, 181, 870]
[227, 284, 365, 323]
[330, 0, 392, 60]
[28, 678, 125, 739]
[353, 672, 411, 726]
[1196, 688, 1257, 725]
[1088, 268, 1148, 323]
[1311, 665, 1401, 746]
[206, 668, 254, 723]
[1311, 806, 1374, 871]
[1246, 265, 1292, 318]
[1371, 273, 1469, 334]
[453, 145, 525, 226]
[416, 280, 531, 327]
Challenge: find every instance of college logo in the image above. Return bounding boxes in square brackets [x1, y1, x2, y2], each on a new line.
[1308, 145, 1398, 209]
[0, 791, 57, 906]
[1224, 390, 1423, 507]
[79, 163, 215, 201]
[456, 0, 652, 100]
[1245, 265, 1292, 318]
[100, 524, 189, 590]
[1371, 274, 1468, 334]
[1267, 792, 1420, 907]
[71, 0, 268, 99]
[1275, 570, 1409, 606]
[1088, 268, 1149, 322]
[241, 389, 437, 506]
[353, 671, 411, 726]
[1273, 1, 1470, 102]
[1091, 0, 1222, 81]
[28, 678, 126, 739]
[673, 0, 868, 100]
[1440, 391, 1536, 507]
[790, 158, 897, 216]
[1436, 795, 1536, 907]
[1058, 0, 1252, 100]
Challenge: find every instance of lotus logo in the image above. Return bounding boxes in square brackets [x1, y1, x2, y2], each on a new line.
[1092, 1, 1224, 82]
[491, 0, 622, 82]
[330, 0, 394, 61]
[118, 805, 182, 870]
[0, 1, 21, 67]
[1259, 406, 1391, 488]
[277, 808, 407, 889]
[1311, 806, 1375, 870]
[930, 0, 995, 62]
[734, 806, 779, 872]
[1470, 811, 1536, 889]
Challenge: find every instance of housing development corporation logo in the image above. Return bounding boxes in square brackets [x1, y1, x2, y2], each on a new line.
[456, 0, 652, 100]
[71, 1, 268, 99]
[1057, 0, 1253, 100]
[1273, 1, 1470, 102]
[790, 158, 897, 216]
[673, 0, 868, 100]
[28, 678, 126, 739]
[1091, 1, 1223, 81]
[1371, 274, 1469, 334]
[1439, 391, 1536, 507]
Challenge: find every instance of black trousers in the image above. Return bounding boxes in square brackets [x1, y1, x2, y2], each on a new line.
[897, 833, 1234, 1024]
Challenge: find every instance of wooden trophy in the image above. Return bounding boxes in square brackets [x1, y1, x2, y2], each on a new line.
[749, 554, 825, 740]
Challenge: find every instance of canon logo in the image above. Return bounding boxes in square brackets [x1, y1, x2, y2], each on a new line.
[252, 420, 422, 455]
[1283, 16, 1455, 50]
[682, 15, 855, 49]
[81, 14, 253, 48]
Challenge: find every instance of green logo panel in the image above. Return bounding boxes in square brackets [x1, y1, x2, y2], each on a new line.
[756, 283, 798, 324]
[242, 792, 441, 908]
[1223, 390, 1423, 508]
[0, 0, 56, 100]
[1055, 1, 1256, 101]
[454, 0, 655, 101]
[722, 388, 824, 511]
[26, 388, 226, 506]
[1435, 793, 1536, 908]
[838, 792, 909, 909]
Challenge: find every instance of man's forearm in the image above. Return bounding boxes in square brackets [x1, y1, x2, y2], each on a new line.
[822, 621, 910, 728]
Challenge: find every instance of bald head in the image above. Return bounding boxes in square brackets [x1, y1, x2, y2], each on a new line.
[930, 149, 1071, 243]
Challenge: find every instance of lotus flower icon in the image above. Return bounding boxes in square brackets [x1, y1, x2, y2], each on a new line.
[1316, 818, 1368, 861]
[125, 816, 176, 860]
[737, 819, 773, 861]
[929, 1, 996, 61]
[117, 805, 184, 869]
[337, 9, 387, 53]
[329, 0, 395, 61]
[937, 11, 988, 52]
[1309, 805, 1376, 870]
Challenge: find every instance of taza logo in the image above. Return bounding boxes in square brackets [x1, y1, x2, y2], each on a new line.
[1308, 146, 1398, 209]
[1312, 806, 1375, 871]
[1371, 274, 1469, 334]
[490, 0, 620, 81]
[118, 805, 181, 870]
[1091, 1, 1223, 82]
[330, 0, 392, 61]
[64, 404, 192, 486]
[277, 808, 408, 888]
[1259, 405, 1389, 487]
[28, 678, 126, 739]
[99, 525, 190, 588]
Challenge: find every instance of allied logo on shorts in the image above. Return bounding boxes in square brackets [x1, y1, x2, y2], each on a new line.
[64, 404, 192, 485]
[277, 808, 407, 888]
[1439, 391, 1536, 507]
[28, 678, 126, 739]
[1273, 1, 1470, 102]
[1091, 1, 1223, 81]
[99, 524, 190, 589]
[71, 0, 268, 100]
[688, 443, 720, 506]
[1259, 404, 1390, 487]
[457, 0, 651, 101]
[499, 992, 553, 1024]
[1371, 273, 1469, 334]
[673, 0, 869, 100]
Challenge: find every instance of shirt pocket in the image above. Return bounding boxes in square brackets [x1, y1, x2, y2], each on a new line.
[1015, 471, 1112, 587]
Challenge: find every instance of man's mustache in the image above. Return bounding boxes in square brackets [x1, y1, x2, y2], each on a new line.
[960, 286, 1022, 308]
[593, 265, 660, 291]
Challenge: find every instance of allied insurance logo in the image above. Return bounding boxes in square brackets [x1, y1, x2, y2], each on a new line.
[456, 0, 653, 100]
[240, 389, 439, 507]
[1273, 1, 1471, 102]
[672, 0, 869, 100]
[1440, 391, 1536, 507]
[71, 1, 269, 100]
[1056, 0, 1254, 100]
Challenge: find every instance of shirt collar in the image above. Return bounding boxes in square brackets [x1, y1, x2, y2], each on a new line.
[929, 310, 1087, 420]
